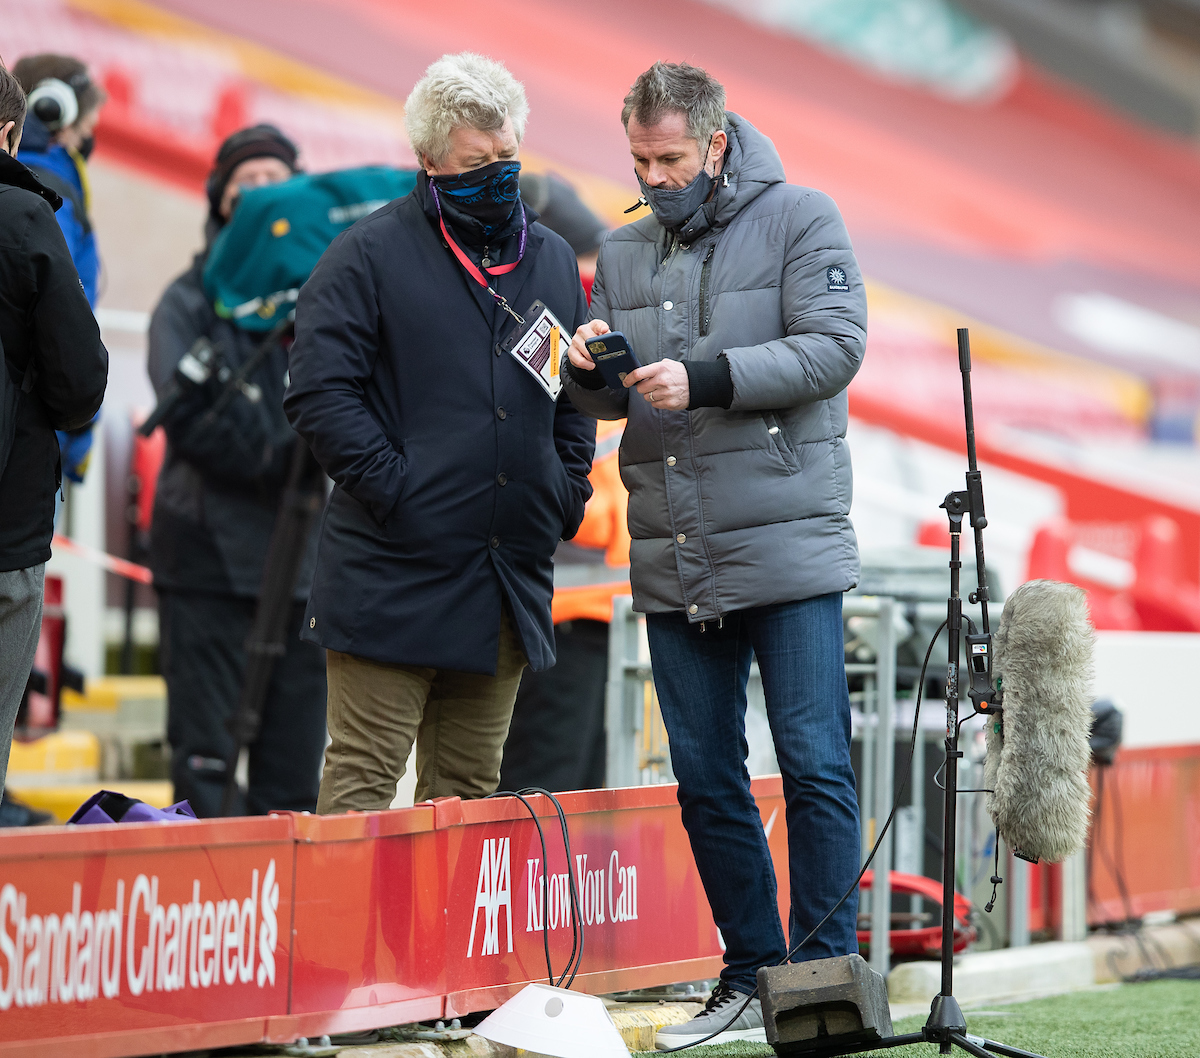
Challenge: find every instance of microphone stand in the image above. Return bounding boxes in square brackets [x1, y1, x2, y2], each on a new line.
[776, 331, 1045, 1058]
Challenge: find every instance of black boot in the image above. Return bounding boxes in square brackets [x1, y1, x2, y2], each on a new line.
[0, 787, 54, 826]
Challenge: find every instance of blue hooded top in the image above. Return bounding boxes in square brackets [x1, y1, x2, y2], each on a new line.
[19, 112, 99, 306]
[20, 112, 101, 482]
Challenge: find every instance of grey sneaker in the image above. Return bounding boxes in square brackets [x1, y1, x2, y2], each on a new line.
[655, 981, 766, 1049]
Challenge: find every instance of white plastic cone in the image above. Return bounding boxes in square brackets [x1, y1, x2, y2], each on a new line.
[473, 983, 630, 1058]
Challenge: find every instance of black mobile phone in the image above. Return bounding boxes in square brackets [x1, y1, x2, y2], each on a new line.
[584, 332, 642, 390]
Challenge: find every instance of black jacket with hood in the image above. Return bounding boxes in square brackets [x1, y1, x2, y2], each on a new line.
[147, 247, 318, 599]
[0, 151, 107, 572]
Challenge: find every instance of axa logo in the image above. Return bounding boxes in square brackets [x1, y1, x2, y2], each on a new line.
[467, 837, 642, 958]
[467, 838, 512, 958]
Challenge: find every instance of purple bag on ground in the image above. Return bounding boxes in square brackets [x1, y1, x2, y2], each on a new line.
[68, 790, 197, 825]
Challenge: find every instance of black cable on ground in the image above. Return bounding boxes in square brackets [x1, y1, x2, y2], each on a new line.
[1087, 765, 1189, 983]
[1104, 765, 1176, 974]
[1127, 964, 1200, 982]
[488, 790, 556, 986]
[1086, 766, 1103, 920]
[1094, 766, 1137, 925]
[487, 787, 585, 990]
[515, 787, 586, 988]
[658, 619, 949, 1053]
[984, 826, 1002, 915]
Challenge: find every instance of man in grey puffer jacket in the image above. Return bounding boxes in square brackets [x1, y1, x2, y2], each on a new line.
[565, 62, 866, 1049]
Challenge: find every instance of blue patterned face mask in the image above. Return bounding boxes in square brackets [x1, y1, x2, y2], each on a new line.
[431, 159, 522, 242]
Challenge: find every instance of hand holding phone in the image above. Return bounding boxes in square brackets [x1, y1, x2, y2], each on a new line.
[567, 320, 608, 373]
[584, 331, 642, 391]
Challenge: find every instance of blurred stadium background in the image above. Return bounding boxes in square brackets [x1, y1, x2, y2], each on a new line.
[5, 0, 1200, 963]
[6, 0, 1197, 650]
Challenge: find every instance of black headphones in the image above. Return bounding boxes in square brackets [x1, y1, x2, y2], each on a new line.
[28, 71, 92, 132]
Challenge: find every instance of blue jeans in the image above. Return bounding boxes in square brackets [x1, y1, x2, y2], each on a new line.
[646, 594, 860, 994]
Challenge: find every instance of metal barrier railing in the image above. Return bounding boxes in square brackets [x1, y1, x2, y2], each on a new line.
[603, 594, 999, 977]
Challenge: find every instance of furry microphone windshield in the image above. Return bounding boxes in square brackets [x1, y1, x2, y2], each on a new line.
[984, 579, 1095, 864]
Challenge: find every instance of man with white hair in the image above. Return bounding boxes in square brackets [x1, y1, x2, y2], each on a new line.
[285, 53, 595, 813]
[565, 62, 866, 1047]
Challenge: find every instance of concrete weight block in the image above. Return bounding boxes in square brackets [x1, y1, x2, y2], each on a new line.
[757, 953, 893, 1053]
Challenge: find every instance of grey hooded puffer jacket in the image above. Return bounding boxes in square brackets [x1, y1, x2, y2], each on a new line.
[563, 112, 866, 623]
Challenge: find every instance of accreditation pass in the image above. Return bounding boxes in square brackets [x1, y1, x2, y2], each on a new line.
[506, 301, 566, 401]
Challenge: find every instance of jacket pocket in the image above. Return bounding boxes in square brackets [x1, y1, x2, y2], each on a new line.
[374, 441, 409, 530]
[554, 458, 586, 538]
[549, 457, 571, 516]
[763, 413, 799, 474]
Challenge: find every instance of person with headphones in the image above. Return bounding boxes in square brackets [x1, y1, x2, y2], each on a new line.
[13, 54, 107, 492]
[147, 124, 328, 818]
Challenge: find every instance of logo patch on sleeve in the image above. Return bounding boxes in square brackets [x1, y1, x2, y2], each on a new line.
[826, 266, 850, 292]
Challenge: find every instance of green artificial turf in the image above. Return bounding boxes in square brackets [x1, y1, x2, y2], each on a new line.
[635, 980, 1200, 1058]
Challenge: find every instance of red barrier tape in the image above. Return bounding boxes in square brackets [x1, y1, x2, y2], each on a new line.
[51, 534, 153, 585]
[0, 780, 789, 1057]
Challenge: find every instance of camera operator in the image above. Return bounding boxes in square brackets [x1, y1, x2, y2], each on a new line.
[13, 54, 107, 492]
[0, 61, 107, 788]
[147, 124, 326, 818]
[565, 63, 866, 1047]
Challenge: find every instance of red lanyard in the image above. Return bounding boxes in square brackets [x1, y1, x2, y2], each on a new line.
[428, 180, 528, 325]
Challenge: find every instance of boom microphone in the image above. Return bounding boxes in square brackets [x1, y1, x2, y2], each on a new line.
[984, 578, 1095, 864]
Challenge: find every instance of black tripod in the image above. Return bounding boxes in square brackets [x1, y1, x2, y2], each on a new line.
[781, 329, 1046, 1058]
[219, 433, 324, 816]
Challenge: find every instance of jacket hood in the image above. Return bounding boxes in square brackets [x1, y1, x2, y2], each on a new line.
[18, 113, 53, 156]
[0, 149, 62, 210]
[675, 111, 785, 243]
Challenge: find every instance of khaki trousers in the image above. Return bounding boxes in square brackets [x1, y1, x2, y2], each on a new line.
[316, 613, 527, 813]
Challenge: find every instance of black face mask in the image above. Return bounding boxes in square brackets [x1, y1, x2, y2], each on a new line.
[77, 135, 95, 161]
[430, 159, 522, 244]
[635, 133, 718, 234]
[637, 166, 716, 233]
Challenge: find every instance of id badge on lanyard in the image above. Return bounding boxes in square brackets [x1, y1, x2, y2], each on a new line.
[497, 299, 567, 401]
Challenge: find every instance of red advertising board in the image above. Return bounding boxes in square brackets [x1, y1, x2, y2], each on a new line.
[0, 816, 294, 1058]
[1033, 745, 1200, 933]
[0, 779, 788, 1057]
[282, 781, 789, 1038]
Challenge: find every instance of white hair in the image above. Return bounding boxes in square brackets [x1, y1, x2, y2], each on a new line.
[404, 52, 529, 167]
